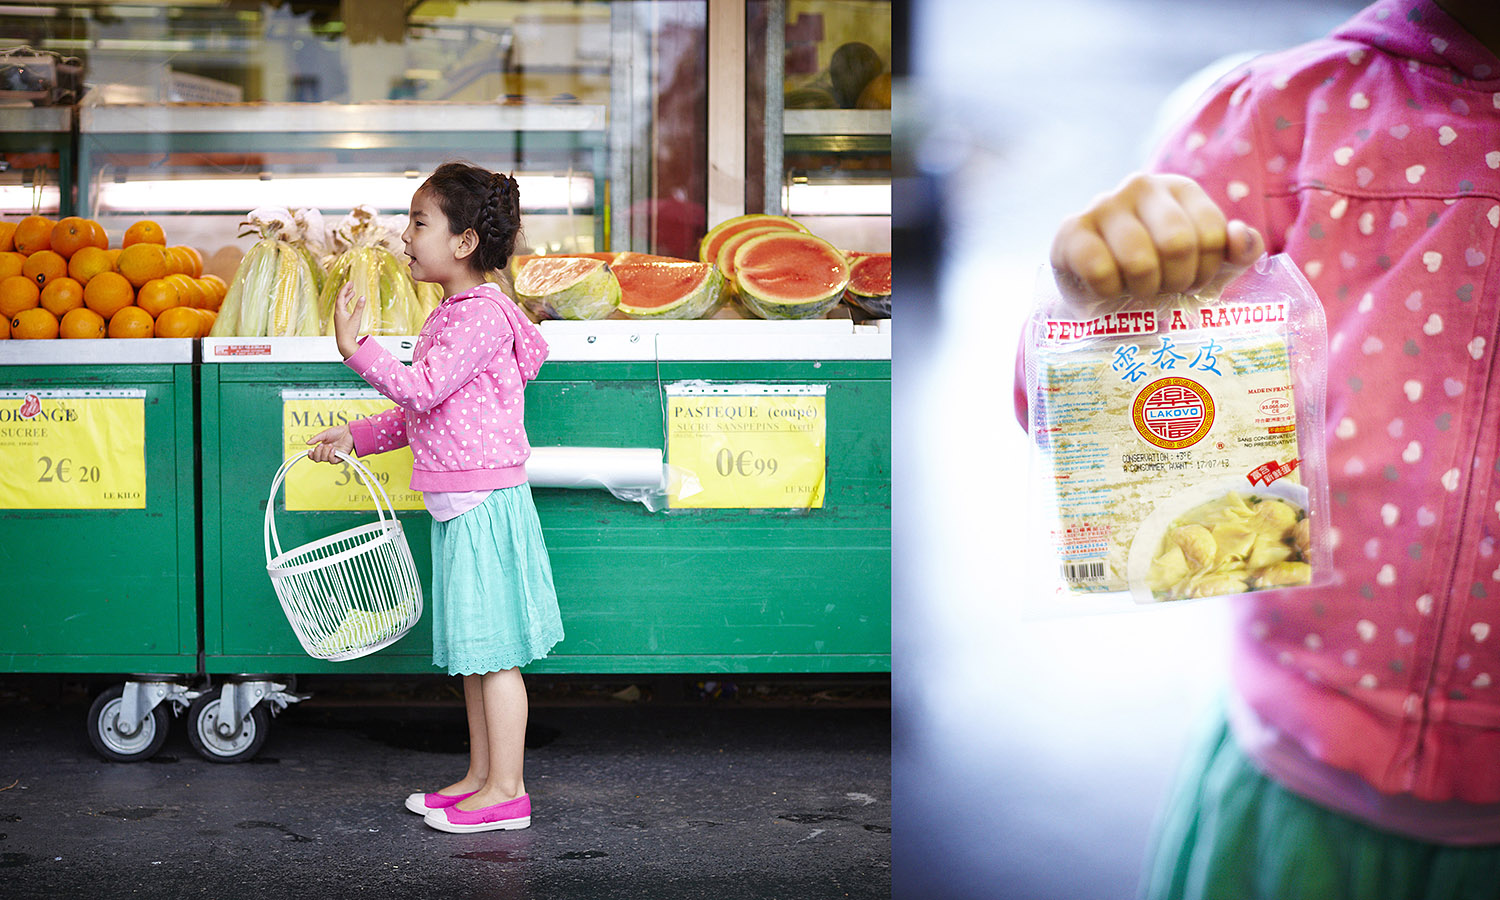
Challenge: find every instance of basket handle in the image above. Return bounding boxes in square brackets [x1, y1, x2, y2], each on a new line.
[264, 449, 402, 564]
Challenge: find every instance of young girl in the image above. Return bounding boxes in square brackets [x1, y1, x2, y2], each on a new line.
[1038, 1, 1500, 896]
[307, 161, 563, 834]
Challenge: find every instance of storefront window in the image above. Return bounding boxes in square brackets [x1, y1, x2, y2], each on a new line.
[0, 1, 708, 269]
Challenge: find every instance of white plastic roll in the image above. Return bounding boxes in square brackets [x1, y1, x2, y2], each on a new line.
[526, 446, 665, 491]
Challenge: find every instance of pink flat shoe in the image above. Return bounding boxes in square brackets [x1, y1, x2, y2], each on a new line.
[404, 790, 477, 815]
[424, 793, 531, 833]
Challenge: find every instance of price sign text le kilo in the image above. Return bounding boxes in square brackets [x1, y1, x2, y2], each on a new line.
[665, 384, 826, 509]
[0, 390, 147, 509]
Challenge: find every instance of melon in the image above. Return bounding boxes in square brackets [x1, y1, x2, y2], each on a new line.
[698, 214, 805, 266]
[615, 260, 724, 319]
[715, 226, 788, 299]
[732, 232, 850, 320]
[514, 256, 620, 320]
[508, 251, 616, 282]
[844, 252, 891, 317]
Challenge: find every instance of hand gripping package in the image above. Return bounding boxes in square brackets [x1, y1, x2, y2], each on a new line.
[1025, 255, 1331, 605]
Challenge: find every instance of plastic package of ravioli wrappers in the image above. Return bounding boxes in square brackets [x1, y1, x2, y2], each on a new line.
[1024, 254, 1332, 611]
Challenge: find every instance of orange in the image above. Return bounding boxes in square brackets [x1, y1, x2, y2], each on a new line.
[59, 306, 106, 339]
[11, 307, 58, 339]
[0, 221, 15, 253]
[12, 215, 53, 255]
[172, 245, 204, 278]
[117, 242, 168, 288]
[135, 278, 179, 318]
[0, 274, 40, 318]
[0, 251, 24, 280]
[107, 304, 154, 338]
[167, 273, 204, 309]
[39, 276, 84, 317]
[0, 314, 8, 339]
[49, 217, 93, 258]
[154, 305, 203, 338]
[67, 245, 112, 284]
[22, 249, 66, 289]
[200, 274, 227, 308]
[88, 219, 108, 249]
[83, 271, 134, 320]
[122, 220, 165, 247]
[197, 308, 217, 334]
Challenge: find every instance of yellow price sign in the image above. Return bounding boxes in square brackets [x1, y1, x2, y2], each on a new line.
[0, 390, 147, 510]
[281, 389, 423, 511]
[665, 383, 826, 509]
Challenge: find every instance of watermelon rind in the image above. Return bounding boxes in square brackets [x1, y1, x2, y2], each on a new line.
[844, 252, 891, 318]
[514, 256, 621, 320]
[732, 232, 850, 320]
[616, 261, 725, 319]
[698, 214, 806, 266]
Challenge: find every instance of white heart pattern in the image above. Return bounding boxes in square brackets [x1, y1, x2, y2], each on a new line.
[1423, 251, 1443, 272]
[1424, 313, 1444, 335]
[1330, 198, 1349, 219]
[1475, 673, 1493, 689]
[1488, 151, 1500, 169]
[1381, 503, 1400, 526]
[1471, 337, 1487, 360]
[1407, 164, 1427, 183]
[1443, 468, 1462, 491]
[1334, 146, 1354, 165]
[1404, 380, 1423, 401]
[1405, 291, 1422, 310]
[1357, 619, 1378, 642]
[1226, 181, 1250, 201]
[1358, 212, 1375, 235]
[1402, 441, 1422, 463]
[1439, 125, 1458, 145]
[1416, 594, 1435, 615]
[1377, 565, 1397, 586]
[1491, 205, 1500, 228]
[1351, 92, 1371, 109]
[1417, 507, 1437, 527]
[1337, 417, 1358, 439]
[1475, 622, 1492, 642]
[1362, 336, 1384, 354]
[1445, 378, 1464, 397]
[1359, 293, 1375, 313]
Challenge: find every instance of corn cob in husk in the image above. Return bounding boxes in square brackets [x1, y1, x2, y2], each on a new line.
[319, 206, 425, 336]
[210, 210, 322, 337]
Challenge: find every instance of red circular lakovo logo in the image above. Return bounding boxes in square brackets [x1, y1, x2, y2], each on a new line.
[1132, 377, 1215, 450]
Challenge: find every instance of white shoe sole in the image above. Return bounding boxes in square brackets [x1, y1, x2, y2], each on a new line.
[404, 793, 431, 815]
[423, 811, 531, 833]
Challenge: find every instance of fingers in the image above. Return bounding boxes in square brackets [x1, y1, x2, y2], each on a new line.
[305, 426, 352, 464]
[1053, 174, 1259, 299]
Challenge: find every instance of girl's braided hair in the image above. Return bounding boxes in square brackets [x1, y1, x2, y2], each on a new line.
[421, 161, 522, 273]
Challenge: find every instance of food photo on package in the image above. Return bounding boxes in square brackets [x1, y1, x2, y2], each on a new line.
[1023, 254, 1332, 609]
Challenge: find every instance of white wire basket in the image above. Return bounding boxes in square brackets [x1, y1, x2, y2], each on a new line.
[264, 449, 423, 661]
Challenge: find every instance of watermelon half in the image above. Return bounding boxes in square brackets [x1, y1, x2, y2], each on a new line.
[615, 260, 725, 319]
[698, 214, 806, 266]
[844, 252, 891, 317]
[514, 256, 620, 320]
[733, 232, 850, 320]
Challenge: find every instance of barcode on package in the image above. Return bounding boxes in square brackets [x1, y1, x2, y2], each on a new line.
[1063, 561, 1107, 583]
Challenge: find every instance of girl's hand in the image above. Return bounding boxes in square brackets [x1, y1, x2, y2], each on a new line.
[332, 282, 367, 359]
[1051, 173, 1265, 298]
[307, 424, 354, 464]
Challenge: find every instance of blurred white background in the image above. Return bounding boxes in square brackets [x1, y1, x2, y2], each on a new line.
[894, 1, 1367, 897]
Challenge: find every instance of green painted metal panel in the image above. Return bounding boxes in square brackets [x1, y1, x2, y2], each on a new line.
[0, 361, 198, 674]
[201, 357, 890, 675]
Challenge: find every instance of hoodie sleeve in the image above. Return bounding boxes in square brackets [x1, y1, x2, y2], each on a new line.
[349, 406, 408, 455]
[344, 295, 507, 414]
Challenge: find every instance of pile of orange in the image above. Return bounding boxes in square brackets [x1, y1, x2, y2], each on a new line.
[0, 216, 225, 340]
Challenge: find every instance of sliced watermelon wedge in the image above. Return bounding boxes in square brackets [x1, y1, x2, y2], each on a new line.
[513, 256, 620, 320]
[844, 252, 891, 318]
[615, 260, 725, 319]
[733, 232, 850, 320]
[698, 214, 805, 266]
[714, 226, 788, 298]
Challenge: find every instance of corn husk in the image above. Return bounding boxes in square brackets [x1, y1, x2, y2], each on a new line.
[210, 209, 322, 337]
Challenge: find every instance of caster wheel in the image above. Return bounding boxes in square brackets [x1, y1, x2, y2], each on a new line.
[187, 686, 270, 763]
[87, 684, 169, 762]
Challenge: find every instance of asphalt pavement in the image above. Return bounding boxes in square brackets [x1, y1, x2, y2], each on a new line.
[0, 675, 889, 899]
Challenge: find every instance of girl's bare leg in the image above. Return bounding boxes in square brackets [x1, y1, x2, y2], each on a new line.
[454, 667, 527, 809]
[437, 673, 488, 795]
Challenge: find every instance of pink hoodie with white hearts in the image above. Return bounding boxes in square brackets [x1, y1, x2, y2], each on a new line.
[345, 283, 548, 491]
[1146, 0, 1500, 840]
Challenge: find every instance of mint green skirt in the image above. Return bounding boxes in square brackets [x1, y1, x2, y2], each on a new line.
[428, 484, 563, 676]
[1142, 712, 1500, 900]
